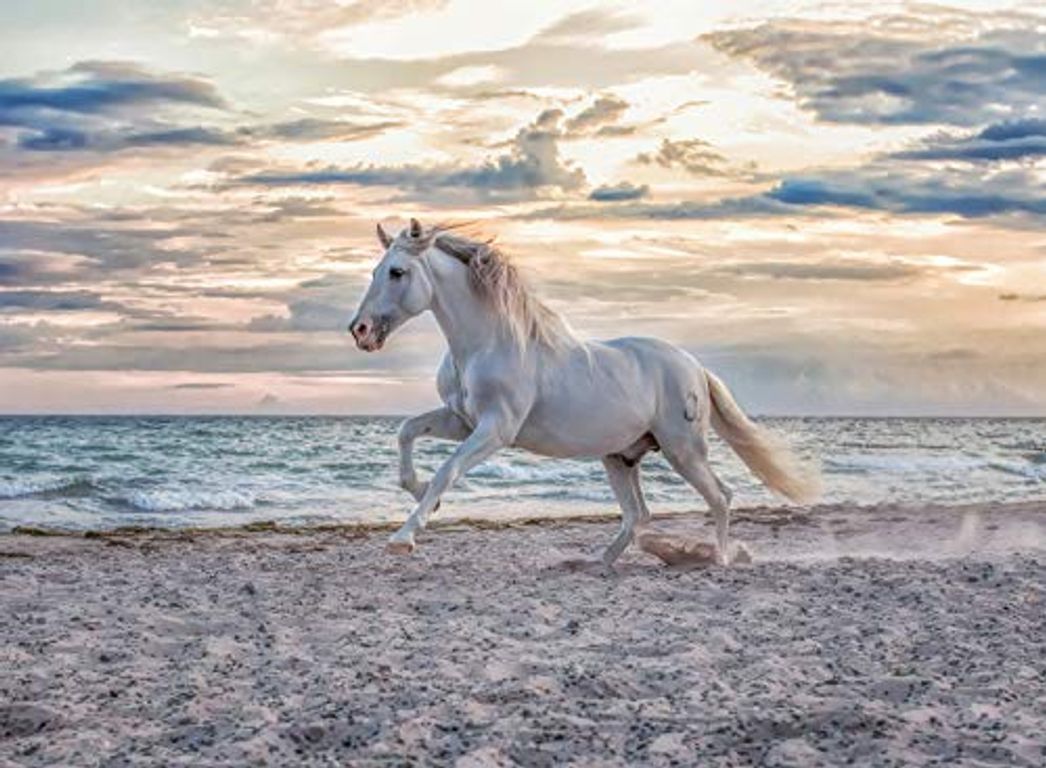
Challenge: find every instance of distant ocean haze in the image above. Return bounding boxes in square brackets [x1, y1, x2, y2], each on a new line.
[0, 416, 1044, 532]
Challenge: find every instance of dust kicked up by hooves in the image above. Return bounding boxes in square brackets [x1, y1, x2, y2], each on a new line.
[635, 529, 753, 567]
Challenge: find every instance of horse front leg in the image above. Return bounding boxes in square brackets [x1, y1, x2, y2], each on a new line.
[397, 407, 470, 501]
[388, 415, 510, 554]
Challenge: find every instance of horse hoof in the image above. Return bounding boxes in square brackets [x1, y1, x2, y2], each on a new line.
[386, 536, 416, 555]
[731, 542, 753, 565]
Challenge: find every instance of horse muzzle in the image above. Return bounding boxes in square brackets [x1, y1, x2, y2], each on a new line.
[349, 315, 390, 352]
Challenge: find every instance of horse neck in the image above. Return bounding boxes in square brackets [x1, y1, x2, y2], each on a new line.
[425, 250, 507, 363]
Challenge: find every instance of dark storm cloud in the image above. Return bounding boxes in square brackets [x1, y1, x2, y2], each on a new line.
[703, 14, 1045, 126]
[239, 109, 585, 199]
[893, 119, 1046, 162]
[588, 182, 649, 202]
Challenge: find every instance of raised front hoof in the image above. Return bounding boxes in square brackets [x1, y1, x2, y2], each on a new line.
[385, 533, 416, 555]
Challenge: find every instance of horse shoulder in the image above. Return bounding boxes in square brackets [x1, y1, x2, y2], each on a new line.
[457, 350, 535, 426]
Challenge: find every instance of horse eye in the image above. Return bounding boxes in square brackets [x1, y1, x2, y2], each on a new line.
[389, 267, 406, 280]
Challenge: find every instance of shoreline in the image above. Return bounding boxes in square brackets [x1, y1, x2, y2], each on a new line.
[4, 497, 1043, 542]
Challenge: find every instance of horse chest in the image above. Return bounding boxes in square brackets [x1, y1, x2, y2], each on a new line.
[438, 361, 479, 428]
[446, 384, 475, 428]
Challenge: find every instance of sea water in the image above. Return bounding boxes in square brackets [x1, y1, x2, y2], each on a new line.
[0, 416, 1043, 532]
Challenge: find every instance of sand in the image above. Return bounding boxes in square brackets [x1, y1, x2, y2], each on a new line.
[1, 501, 1043, 767]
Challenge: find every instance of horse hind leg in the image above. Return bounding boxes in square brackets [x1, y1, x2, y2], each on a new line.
[656, 426, 734, 565]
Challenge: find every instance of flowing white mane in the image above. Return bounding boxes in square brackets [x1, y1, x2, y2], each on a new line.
[419, 226, 577, 351]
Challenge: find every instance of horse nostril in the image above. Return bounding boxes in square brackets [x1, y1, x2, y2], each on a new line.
[354, 322, 369, 339]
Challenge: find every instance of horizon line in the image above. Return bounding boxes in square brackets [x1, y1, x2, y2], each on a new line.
[0, 412, 1044, 420]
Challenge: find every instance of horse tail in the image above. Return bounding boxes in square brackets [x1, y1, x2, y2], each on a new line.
[706, 371, 821, 505]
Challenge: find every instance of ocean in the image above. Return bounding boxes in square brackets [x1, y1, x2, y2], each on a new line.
[0, 416, 1044, 533]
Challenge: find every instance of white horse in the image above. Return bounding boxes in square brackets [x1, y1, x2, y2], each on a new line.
[349, 219, 820, 565]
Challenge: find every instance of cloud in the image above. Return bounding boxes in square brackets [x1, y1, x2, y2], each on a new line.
[635, 138, 741, 177]
[0, 61, 406, 159]
[248, 296, 350, 333]
[999, 292, 1046, 302]
[704, 11, 1045, 126]
[532, 8, 642, 44]
[0, 60, 224, 118]
[238, 108, 585, 199]
[247, 273, 370, 333]
[0, 61, 227, 154]
[249, 197, 344, 222]
[188, 0, 450, 47]
[0, 219, 206, 273]
[533, 158, 1046, 222]
[588, 182, 649, 202]
[259, 118, 404, 142]
[713, 260, 919, 282]
[765, 168, 1046, 218]
[564, 95, 629, 135]
[0, 289, 120, 312]
[17, 125, 239, 152]
[527, 195, 793, 221]
[14, 117, 402, 153]
[893, 119, 1046, 162]
[238, 13, 710, 93]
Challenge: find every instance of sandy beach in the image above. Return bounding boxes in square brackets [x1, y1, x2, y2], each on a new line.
[1, 501, 1043, 767]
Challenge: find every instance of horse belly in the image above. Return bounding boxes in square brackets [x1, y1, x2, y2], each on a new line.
[513, 390, 652, 458]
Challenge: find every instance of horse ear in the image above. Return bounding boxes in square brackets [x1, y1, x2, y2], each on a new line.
[409, 217, 423, 238]
[376, 223, 392, 249]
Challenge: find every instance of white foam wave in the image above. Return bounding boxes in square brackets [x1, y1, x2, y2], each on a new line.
[0, 476, 89, 499]
[469, 460, 593, 483]
[825, 454, 988, 475]
[123, 488, 257, 512]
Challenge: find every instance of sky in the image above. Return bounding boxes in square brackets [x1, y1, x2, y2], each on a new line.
[0, 0, 1043, 416]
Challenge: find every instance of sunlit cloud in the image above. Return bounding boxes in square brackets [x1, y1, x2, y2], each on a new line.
[0, 0, 1043, 414]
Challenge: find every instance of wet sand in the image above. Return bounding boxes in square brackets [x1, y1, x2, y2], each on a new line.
[1, 502, 1044, 766]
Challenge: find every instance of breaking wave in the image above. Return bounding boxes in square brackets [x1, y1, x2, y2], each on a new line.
[0, 476, 96, 499]
[122, 488, 257, 513]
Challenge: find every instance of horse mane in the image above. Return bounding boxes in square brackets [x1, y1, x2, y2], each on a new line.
[411, 224, 577, 351]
